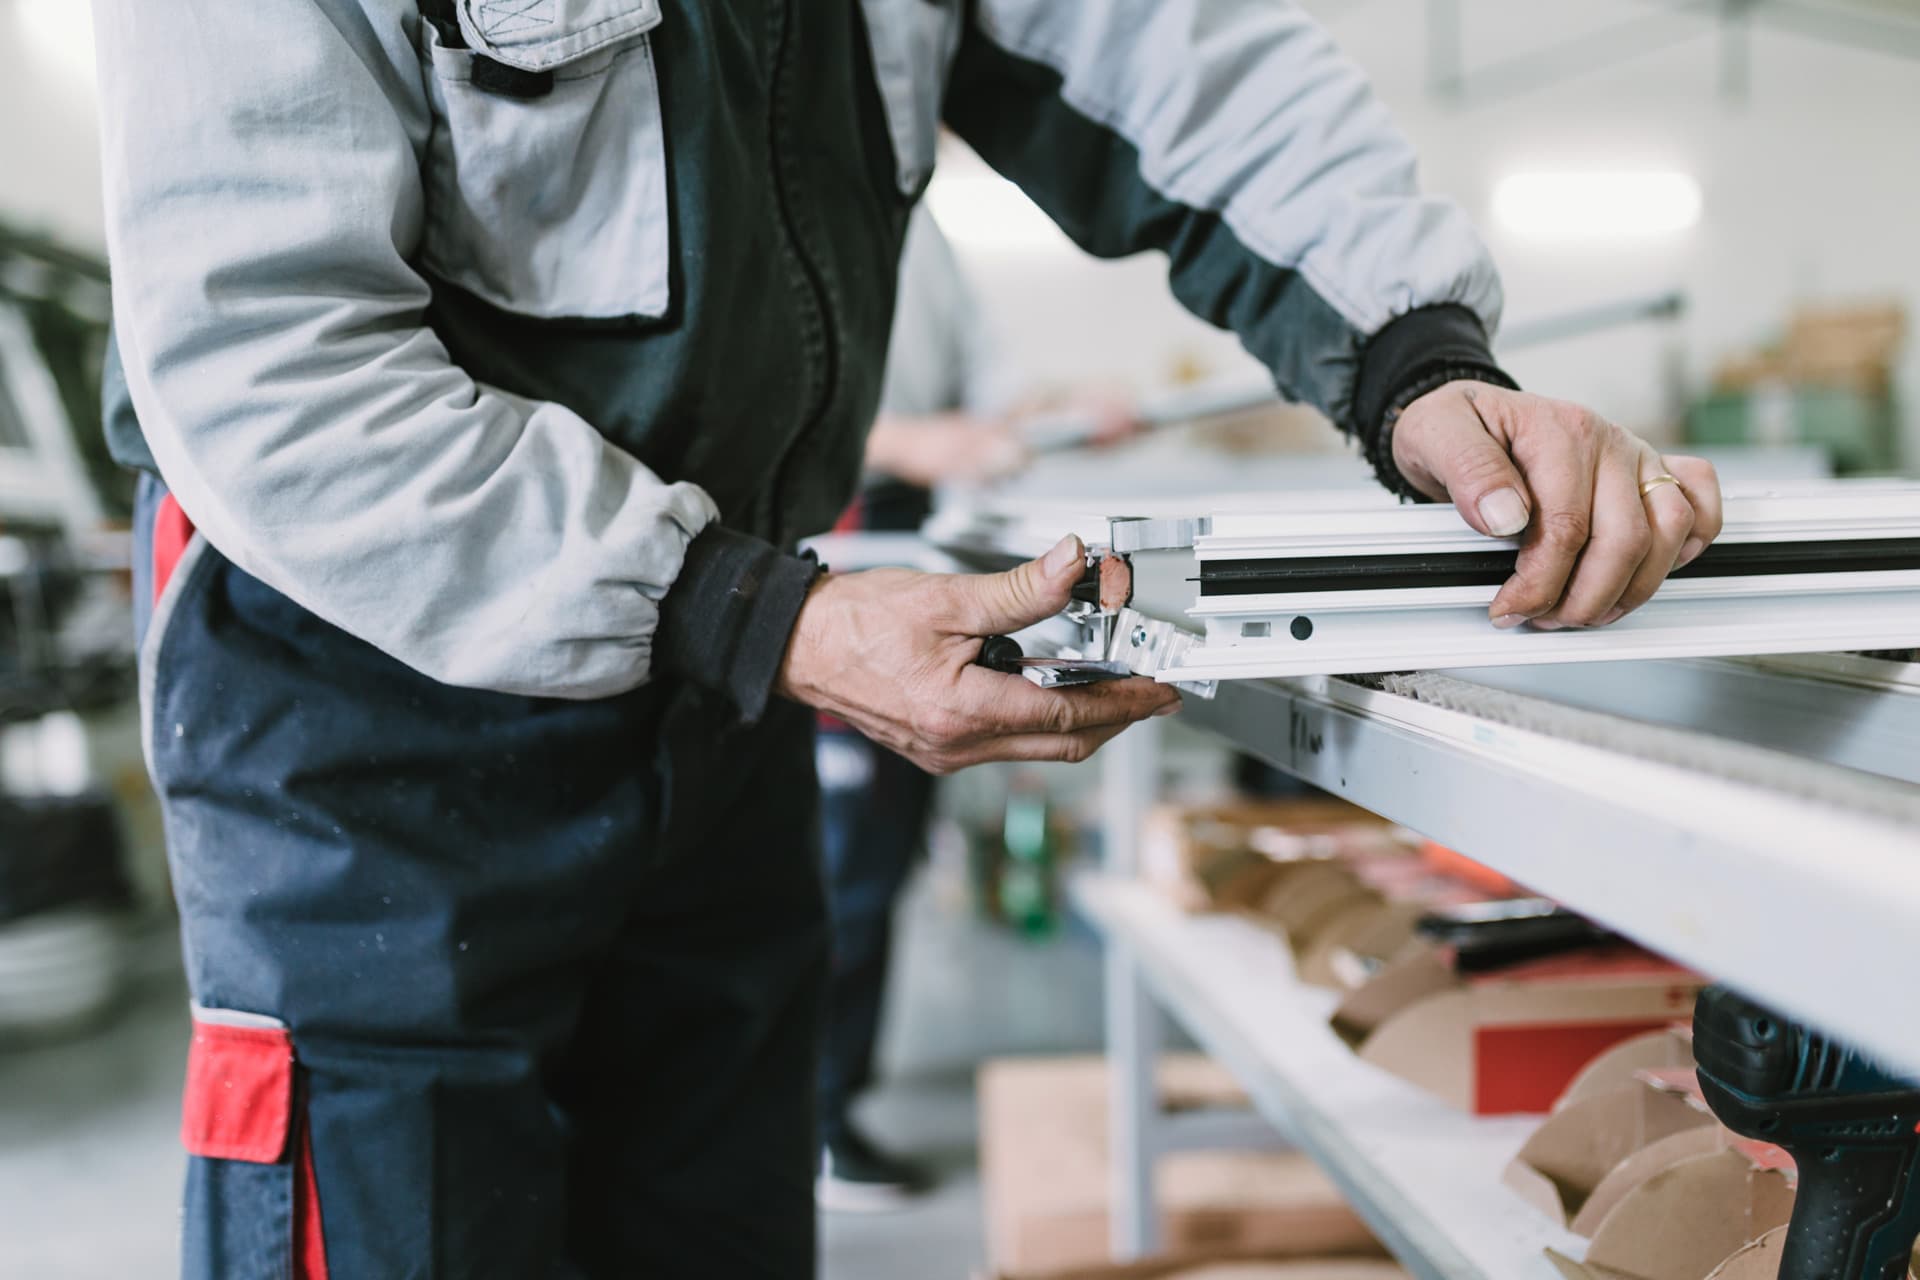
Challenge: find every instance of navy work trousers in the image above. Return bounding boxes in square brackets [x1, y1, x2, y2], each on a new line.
[136, 478, 828, 1279]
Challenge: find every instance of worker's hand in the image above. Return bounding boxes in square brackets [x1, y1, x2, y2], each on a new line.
[1068, 392, 1143, 447]
[864, 415, 1030, 488]
[1391, 382, 1724, 629]
[777, 535, 1181, 774]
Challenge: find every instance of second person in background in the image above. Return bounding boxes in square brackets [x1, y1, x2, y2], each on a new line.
[816, 202, 1138, 1211]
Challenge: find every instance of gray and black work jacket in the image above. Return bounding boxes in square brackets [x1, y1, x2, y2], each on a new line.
[96, 0, 1510, 720]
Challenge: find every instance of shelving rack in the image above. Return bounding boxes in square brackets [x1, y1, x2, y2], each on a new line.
[1085, 650, 1920, 1269]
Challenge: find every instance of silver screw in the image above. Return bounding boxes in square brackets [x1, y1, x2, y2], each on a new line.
[1131, 625, 1148, 647]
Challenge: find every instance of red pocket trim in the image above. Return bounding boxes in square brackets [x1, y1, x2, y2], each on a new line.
[180, 1020, 295, 1164]
[295, 1111, 330, 1280]
[152, 493, 195, 605]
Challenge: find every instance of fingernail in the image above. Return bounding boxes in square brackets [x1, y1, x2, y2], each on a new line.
[1478, 488, 1530, 537]
[1532, 619, 1565, 632]
[1153, 699, 1183, 717]
[1598, 607, 1625, 626]
[1492, 614, 1526, 630]
[1043, 535, 1081, 575]
[1677, 537, 1705, 569]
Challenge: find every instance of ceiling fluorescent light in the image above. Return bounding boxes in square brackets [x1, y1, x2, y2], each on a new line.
[1494, 171, 1702, 240]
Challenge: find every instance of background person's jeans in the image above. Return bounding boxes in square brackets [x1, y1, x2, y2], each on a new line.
[814, 720, 937, 1145]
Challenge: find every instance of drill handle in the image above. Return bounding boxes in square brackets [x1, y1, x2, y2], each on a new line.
[1781, 1140, 1920, 1280]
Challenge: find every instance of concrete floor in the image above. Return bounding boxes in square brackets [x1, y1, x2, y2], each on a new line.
[824, 871, 1106, 1279]
[0, 869, 1107, 1280]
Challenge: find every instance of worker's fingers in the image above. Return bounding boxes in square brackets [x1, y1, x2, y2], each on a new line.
[1665, 454, 1724, 568]
[1389, 384, 1534, 536]
[905, 669, 1179, 773]
[957, 666, 1182, 737]
[944, 535, 1084, 636]
[1486, 416, 1600, 625]
[1595, 456, 1697, 624]
[929, 724, 1136, 773]
[1393, 384, 1649, 626]
[1533, 450, 1656, 629]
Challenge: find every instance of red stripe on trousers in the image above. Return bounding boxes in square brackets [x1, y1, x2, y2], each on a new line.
[295, 1111, 328, 1280]
[152, 493, 195, 604]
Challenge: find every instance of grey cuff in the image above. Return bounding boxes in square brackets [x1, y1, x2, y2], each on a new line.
[654, 526, 821, 723]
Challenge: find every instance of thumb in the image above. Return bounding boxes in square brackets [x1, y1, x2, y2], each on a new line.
[1406, 396, 1534, 538]
[952, 534, 1085, 635]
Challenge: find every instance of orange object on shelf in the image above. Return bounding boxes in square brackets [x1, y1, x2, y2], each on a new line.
[1419, 841, 1525, 898]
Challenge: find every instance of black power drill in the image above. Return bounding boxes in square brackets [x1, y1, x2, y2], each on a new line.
[1694, 985, 1920, 1280]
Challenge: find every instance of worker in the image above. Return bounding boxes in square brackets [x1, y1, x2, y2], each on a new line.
[814, 203, 1135, 1211]
[93, 1, 1723, 1276]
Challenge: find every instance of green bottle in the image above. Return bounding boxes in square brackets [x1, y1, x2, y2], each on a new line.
[999, 773, 1055, 937]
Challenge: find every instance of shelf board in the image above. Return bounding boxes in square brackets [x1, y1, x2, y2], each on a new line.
[1072, 874, 1582, 1280]
[1169, 669, 1920, 1078]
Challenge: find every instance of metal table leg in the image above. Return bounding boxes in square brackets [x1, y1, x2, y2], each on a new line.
[1102, 719, 1164, 1259]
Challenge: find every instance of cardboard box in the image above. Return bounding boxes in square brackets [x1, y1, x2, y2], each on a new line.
[1695, 300, 1908, 472]
[1255, 841, 1551, 994]
[1705, 1227, 1788, 1280]
[1711, 301, 1907, 395]
[1142, 810, 1499, 996]
[1544, 1145, 1795, 1280]
[1253, 863, 1377, 946]
[1499, 1047, 1920, 1280]
[1783, 301, 1906, 391]
[1537, 1143, 1915, 1280]
[979, 1056, 1383, 1274]
[1330, 943, 1702, 1115]
[1293, 900, 1427, 993]
[1505, 1075, 1720, 1232]
[1233, 859, 1434, 993]
[1141, 801, 1400, 915]
[1553, 1027, 1693, 1112]
[1511, 1065, 1794, 1276]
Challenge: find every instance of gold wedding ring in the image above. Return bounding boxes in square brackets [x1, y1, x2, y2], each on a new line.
[1639, 473, 1680, 499]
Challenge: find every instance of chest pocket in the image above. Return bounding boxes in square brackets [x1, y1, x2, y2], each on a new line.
[417, 0, 670, 320]
[857, 0, 962, 198]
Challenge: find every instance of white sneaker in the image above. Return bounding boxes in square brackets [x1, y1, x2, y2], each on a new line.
[816, 1129, 932, 1214]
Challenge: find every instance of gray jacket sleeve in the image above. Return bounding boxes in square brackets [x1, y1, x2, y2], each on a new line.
[94, 0, 781, 705]
[944, 0, 1516, 479]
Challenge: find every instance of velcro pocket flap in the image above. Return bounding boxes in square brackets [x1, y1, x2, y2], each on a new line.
[181, 1012, 295, 1164]
[458, 0, 662, 72]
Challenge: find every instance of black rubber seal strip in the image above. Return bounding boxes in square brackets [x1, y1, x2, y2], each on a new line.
[1199, 538, 1920, 596]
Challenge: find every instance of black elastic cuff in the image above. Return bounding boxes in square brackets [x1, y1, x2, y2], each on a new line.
[1354, 304, 1512, 439]
[655, 527, 821, 723]
[1354, 304, 1517, 501]
[1371, 362, 1520, 502]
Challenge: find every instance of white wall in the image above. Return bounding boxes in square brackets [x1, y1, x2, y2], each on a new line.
[7, 0, 1917, 464]
[931, 1, 1920, 466]
[2, 0, 104, 246]
[1410, 2, 1920, 459]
